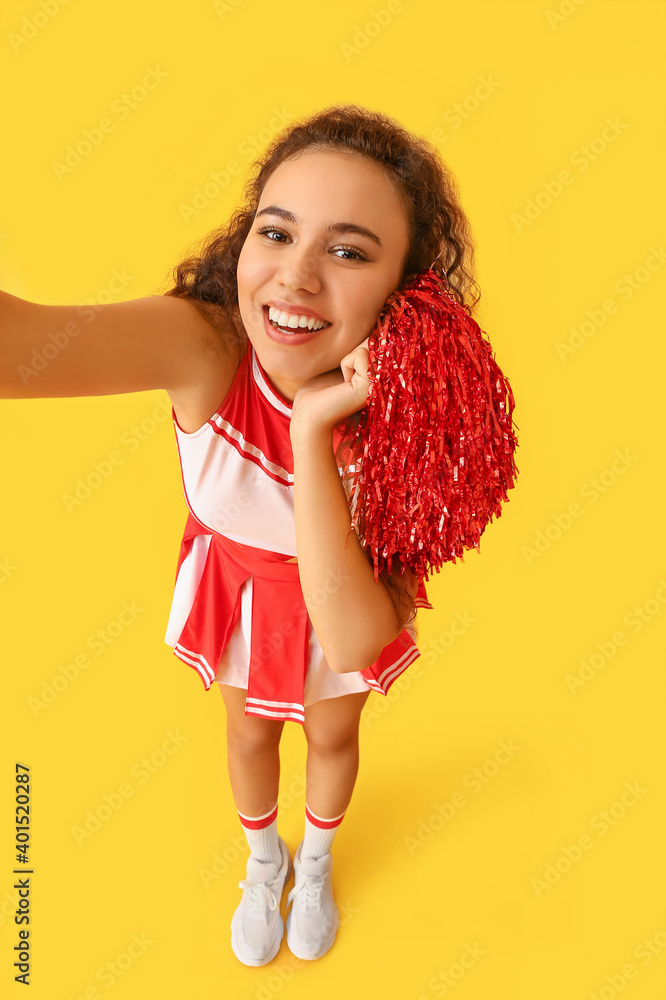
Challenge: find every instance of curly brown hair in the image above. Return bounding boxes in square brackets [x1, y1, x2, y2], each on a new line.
[161, 103, 481, 640]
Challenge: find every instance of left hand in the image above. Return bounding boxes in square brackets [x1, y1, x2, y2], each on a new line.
[290, 338, 371, 437]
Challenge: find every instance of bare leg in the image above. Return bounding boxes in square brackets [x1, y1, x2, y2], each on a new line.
[218, 683, 285, 816]
[302, 690, 372, 817]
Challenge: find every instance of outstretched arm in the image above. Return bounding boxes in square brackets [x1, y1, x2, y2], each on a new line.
[0, 289, 233, 399]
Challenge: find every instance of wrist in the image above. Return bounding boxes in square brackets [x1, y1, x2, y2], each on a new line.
[290, 417, 335, 456]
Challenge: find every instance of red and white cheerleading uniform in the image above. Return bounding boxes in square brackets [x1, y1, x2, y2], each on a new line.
[164, 342, 433, 725]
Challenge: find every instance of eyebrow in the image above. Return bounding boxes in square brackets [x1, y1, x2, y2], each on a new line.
[255, 205, 383, 249]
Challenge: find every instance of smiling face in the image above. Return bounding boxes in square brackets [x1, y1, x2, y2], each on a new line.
[236, 147, 411, 401]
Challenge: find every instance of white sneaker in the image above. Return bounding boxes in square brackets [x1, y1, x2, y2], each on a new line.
[230, 836, 292, 967]
[286, 839, 339, 960]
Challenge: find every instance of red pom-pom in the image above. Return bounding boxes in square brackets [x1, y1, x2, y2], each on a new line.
[334, 268, 519, 583]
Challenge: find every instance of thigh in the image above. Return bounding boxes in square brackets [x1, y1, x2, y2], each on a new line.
[218, 683, 285, 749]
[303, 690, 372, 752]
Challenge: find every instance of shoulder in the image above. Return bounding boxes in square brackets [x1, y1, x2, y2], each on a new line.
[164, 297, 246, 433]
[162, 294, 241, 359]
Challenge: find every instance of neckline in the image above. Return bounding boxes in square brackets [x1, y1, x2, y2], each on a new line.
[250, 344, 294, 416]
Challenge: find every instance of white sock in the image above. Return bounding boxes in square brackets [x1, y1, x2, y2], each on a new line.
[301, 803, 346, 860]
[238, 803, 281, 866]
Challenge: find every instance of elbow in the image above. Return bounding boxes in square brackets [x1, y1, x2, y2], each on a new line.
[329, 658, 363, 675]
[328, 625, 400, 675]
[329, 659, 369, 676]
[326, 649, 357, 675]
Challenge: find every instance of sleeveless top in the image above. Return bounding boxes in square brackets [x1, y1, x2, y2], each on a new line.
[164, 341, 433, 724]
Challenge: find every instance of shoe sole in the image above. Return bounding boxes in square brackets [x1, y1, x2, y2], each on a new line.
[230, 840, 293, 967]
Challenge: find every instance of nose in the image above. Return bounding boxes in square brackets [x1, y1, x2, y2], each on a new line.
[274, 239, 324, 294]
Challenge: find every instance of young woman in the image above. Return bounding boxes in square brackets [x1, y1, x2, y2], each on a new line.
[1, 104, 480, 967]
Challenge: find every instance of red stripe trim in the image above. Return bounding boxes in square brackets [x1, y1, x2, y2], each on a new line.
[172, 646, 213, 690]
[208, 419, 293, 487]
[305, 804, 346, 829]
[252, 344, 294, 409]
[238, 803, 278, 830]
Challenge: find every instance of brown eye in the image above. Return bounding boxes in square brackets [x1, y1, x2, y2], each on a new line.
[332, 245, 369, 262]
[257, 226, 289, 242]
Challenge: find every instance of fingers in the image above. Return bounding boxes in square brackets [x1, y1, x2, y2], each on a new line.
[341, 356, 355, 383]
[341, 340, 369, 371]
[341, 345, 369, 385]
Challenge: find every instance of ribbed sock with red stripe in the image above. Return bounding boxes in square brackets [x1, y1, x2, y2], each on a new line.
[301, 802, 346, 860]
[238, 803, 281, 866]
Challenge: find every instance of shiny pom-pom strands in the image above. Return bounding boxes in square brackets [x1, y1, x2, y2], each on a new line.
[335, 268, 519, 583]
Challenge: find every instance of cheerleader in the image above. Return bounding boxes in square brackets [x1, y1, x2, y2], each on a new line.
[1, 104, 488, 967]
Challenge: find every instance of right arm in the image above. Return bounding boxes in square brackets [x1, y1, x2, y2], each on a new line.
[0, 289, 235, 399]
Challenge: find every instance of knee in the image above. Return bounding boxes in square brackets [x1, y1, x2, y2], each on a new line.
[227, 719, 284, 757]
[304, 726, 359, 757]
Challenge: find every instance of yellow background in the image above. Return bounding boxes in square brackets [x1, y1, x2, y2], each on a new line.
[1, 0, 665, 997]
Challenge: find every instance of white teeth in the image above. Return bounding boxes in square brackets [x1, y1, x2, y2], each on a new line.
[268, 306, 327, 332]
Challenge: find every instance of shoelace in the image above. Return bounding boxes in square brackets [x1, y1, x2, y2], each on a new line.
[289, 873, 326, 911]
[238, 876, 279, 918]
